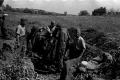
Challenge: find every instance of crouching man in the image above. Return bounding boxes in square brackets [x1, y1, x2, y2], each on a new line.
[59, 27, 86, 80]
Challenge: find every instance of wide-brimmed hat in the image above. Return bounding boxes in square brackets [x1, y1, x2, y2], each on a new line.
[0, 13, 8, 19]
[81, 60, 100, 70]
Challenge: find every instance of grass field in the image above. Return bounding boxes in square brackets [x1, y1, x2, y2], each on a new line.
[1, 12, 120, 80]
[5, 12, 120, 33]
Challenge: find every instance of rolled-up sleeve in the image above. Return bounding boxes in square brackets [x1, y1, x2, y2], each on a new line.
[79, 36, 86, 49]
[16, 25, 20, 35]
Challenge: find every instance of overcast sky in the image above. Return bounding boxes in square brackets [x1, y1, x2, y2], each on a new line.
[3, 0, 120, 14]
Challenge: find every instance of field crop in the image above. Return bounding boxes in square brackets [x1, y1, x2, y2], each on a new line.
[1, 12, 120, 80]
[5, 12, 120, 33]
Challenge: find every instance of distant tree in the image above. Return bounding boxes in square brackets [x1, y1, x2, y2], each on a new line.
[5, 4, 12, 11]
[107, 8, 115, 16]
[2, 4, 5, 10]
[64, 11, 67, 16]
[23, 8, 33, 14]
[78, 10, 90, 16]
[92, 7, 107, 16]
[14, 8, 24, 13]
[107, 8, 120, 16]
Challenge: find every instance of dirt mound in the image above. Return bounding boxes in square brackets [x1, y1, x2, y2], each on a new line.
[0, 39, 59, 80]
[0, 39, 35, 80]
[0, 27, 119, 80]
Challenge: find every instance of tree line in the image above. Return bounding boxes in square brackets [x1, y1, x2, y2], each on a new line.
[3, 4, 120, 16]
[3, 4, 66, 16]
[79, 7, 120, 16]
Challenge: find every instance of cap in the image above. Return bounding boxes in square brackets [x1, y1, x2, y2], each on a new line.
[20, 18, 27, 23]
[51, 21, 56, 25]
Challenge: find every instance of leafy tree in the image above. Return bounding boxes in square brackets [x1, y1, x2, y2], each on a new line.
[23, 8, 33, 14]
[5, 4, 12, 11]
[78, 10, 90, 16]
[92, 7, 107, 16]
[107, 9, 120, 16]
[64, 11, 67, 16]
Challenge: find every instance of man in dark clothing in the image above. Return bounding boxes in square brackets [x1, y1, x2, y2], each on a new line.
[59, 27, 86, 80]
[0, 0, 7, 39]
[44, 21, 64, 71]
[28, 21, 66, 73]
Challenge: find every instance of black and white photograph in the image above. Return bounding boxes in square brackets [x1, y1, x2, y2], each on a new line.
[0, 0, 119, 80]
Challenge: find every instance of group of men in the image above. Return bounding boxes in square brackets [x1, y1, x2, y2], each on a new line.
[15, 18, 86, 80]
[0, 1, 87, 80]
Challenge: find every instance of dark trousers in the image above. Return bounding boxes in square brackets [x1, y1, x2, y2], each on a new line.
[59, 59, 80, 80]
[59, 60, 67, 80]
[19, 36, 26, 46]
[0, 19, 6, 38]
[19, 36, 27, 57]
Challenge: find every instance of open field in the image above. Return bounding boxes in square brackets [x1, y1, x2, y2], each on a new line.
[4, 12, 120, 47]
[5, 12, 120, 33]
[1, 12, 120, 80]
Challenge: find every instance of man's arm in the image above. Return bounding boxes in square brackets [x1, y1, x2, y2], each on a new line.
[16, 26, 20, 46]
[78, 36, 86, 59]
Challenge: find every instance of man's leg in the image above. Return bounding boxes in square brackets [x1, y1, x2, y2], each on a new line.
[59, 60, 67, 80]
[1, 23, 7, 39]
[19, 36, 27, 58]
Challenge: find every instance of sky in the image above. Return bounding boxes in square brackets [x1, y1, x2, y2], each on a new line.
[3, 0, 120, 14]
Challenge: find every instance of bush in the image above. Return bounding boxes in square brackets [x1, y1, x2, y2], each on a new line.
[0, 41, 35, 80]
[78, 10, 90, 16]
[92, 7, 107, 16]
[82, 28, 119, 52]
[0, 58, 35, 80]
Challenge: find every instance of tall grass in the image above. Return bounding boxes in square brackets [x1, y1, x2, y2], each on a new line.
[5, 13, 120, 33]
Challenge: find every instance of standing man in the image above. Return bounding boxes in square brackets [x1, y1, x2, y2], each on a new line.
[59, 27, 86, 80]
[0, 0, 7, 39]
[16, 18, 27, 54]
[45, 21, 64, 72]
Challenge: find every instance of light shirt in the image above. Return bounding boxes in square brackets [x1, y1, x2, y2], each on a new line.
[46, 26, 56, 33]
[46, 25, 56, 36]
[16, 25, 26, 37]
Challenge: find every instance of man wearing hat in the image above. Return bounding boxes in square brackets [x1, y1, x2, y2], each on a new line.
[46, 21, 56, 36]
